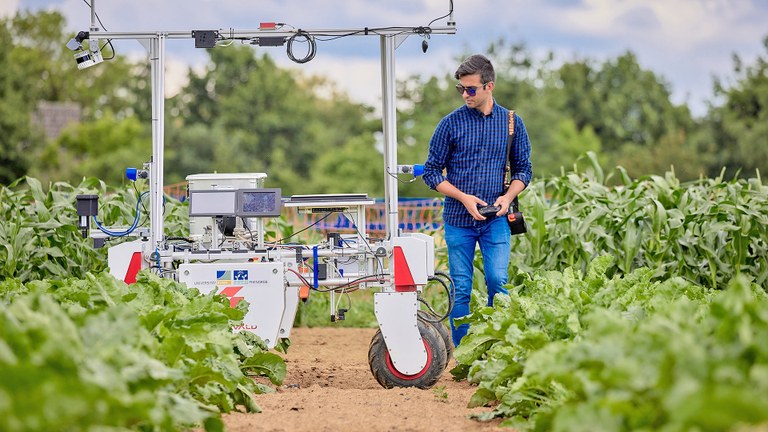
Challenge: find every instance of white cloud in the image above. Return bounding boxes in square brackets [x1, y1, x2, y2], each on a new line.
[510, 0, 761, 51]
[0, 0, 19, 18]
[272, 39, 456, 109]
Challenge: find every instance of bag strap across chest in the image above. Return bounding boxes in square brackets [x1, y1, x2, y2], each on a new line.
[504, 110, 519, 212]
[504, 110, 515, 187]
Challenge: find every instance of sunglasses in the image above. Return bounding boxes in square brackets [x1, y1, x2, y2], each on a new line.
[455, 82, 488, 96]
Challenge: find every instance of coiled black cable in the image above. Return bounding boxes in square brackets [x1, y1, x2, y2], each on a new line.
[418, 270, 455, 323]
[286, 30, 317, 63]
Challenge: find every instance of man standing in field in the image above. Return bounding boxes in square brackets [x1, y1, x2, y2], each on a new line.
[422, 54, 532, 346]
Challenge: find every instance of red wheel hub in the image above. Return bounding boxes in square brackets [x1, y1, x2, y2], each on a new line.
[384, 339, 433, 380]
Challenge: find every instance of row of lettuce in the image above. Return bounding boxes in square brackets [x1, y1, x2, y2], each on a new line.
[0, 272, 286, 431]
[453, 256, 768, 431]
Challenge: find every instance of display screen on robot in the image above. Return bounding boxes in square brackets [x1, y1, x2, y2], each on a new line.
[236, 188, 282, 217]
[188, 189, 237, 217]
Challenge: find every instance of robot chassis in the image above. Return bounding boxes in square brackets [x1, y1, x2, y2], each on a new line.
[74, 2, 457, 389]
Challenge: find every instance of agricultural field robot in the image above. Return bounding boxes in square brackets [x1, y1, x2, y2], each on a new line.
[73, 1, 457, 389]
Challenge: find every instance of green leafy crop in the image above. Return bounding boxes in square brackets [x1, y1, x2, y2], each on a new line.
[0, 271, 286, 432]
[453, 256, 768, 431]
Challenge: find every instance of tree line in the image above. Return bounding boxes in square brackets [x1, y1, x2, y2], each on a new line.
[2, 10, 766, 196]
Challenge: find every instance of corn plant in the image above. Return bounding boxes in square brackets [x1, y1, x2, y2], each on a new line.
[507, 156, 768, 290]
[0, 177, 188, 283]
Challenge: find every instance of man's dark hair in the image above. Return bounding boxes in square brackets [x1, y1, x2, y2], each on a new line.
[454, 54, 495, 84]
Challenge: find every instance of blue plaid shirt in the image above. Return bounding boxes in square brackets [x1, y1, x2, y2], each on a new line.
[423, 101, 532, 227]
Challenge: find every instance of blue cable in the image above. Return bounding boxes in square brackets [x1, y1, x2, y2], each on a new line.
[93, 191, 149, 237]
[313, 245, 319, 290]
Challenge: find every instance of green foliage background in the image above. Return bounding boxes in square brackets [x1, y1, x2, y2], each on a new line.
[511, 154, 768, 290]
[0, 176, 189, 282]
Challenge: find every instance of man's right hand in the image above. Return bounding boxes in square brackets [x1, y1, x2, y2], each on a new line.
[435, 181, 489, 220]
[459, 194, 489, 220]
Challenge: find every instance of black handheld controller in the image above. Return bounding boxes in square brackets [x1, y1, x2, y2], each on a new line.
[478, 205, 501, 218]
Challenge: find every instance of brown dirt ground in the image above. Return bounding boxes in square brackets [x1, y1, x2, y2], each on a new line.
[223, 327, 508, 432]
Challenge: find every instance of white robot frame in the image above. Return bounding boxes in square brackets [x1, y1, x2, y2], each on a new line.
[76, 1, 457, 388]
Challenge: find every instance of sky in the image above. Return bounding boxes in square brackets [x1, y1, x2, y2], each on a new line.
[5, 0, 768, 116]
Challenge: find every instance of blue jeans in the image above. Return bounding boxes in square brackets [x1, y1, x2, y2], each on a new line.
[445, 217, 510, 347]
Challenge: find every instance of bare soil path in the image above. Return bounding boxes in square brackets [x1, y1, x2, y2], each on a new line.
[223, 327, 507, 432]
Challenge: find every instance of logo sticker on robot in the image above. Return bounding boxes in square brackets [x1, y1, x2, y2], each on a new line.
[217, 269, 249, 285]
[216, 270, 232, 285]
[219, 286, 245, 308]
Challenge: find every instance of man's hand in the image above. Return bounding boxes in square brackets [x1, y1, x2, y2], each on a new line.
[436, 180, 518, 221]
[492, 195, 515, 217]
[494, 179, 526, 216]
[436, 181, 489, 220]
[459, 194, 489, 220]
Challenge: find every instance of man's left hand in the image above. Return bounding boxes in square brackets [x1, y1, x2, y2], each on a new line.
[492, 195, 515, 217]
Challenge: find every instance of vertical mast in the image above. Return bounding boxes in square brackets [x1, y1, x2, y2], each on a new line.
[380, 35, 399, 290]
[149, 35, 166, 251]
[380, 35, 399, 241]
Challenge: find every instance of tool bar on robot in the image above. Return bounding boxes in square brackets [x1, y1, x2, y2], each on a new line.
[165, 243, 373, 262]
[69, 26, 456, 42]
[87, 227, 150, 239]
[285, 276, 389, 288]
[163, 252, 391, 289]
[159, 241, 393, 288]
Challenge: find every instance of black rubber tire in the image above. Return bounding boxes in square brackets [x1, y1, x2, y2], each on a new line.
[417, 310, 454, 363]
[368, 318, 448, 389]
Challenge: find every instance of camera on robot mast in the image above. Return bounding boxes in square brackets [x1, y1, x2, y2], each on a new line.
[66, 30, 104, 70]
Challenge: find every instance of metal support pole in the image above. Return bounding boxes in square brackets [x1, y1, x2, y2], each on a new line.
[380, 35, 399, 241]
[149, 35, 166, 251]
[90, 0, 97, 31]
[380, 35, 399, 292]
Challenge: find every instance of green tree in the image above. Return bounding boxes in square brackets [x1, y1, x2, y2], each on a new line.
[536, 119, 602, 176]
[164, 123, 222, 184]
[9, 10, 150, 121]
[395, 74, 457, 197]
[1, 10, 152, 184]
[166, 46, 378, 195]
[0, 19, 35, 184]
[697, 36, 768, 177]
[556, 53, 693, 153]
[310, 135, 383, 195]
[33, 113, 151, 185]
[615, 130, 708, 179]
